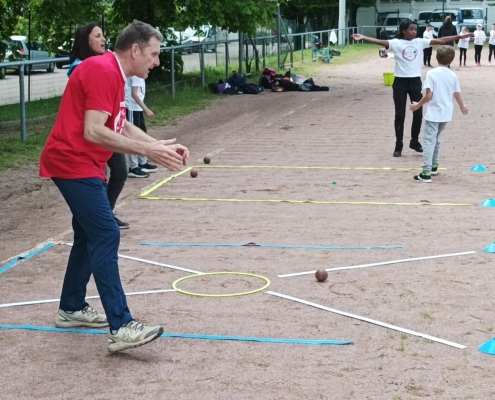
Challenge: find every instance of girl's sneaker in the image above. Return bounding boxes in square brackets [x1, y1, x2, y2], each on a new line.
[431, 165, 438, 175]
[413, 173, 432, 183]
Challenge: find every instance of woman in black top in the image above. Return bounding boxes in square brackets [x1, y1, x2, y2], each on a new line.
[438, 16, 457, 46]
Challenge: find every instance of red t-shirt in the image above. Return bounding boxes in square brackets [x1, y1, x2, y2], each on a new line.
[39, 51, 127, 180]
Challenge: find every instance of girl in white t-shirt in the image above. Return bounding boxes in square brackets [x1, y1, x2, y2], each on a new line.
[351, 20, 468, 157]
[473, 24, 487, 66]
[458, 26, 470, 66]
[489, 23, 495, 65]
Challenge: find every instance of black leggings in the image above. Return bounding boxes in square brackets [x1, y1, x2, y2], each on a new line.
[475, 44, 483, 63]
[106, 152, 128, 211]
[423, 47, 432, 66]
[459, 48, 467, 65]
[392, 77, 423, 145]
[489, 44, 495, 62]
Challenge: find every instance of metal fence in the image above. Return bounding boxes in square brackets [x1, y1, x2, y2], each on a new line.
[0, 27, 357, 140]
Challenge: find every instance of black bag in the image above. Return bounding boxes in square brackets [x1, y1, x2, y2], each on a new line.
[223, 88, 237, 95]
[241, 82, 259, 95]
[259, 75, 272, 89]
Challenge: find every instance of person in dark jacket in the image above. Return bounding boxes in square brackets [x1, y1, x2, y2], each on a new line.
[438, 16, 457, 46]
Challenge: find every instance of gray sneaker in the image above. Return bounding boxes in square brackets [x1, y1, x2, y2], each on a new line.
[56, 305, 109, 328]
[107, 320, 164, 353]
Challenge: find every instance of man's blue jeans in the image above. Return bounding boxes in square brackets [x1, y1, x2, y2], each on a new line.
[53, 178, 132, 331]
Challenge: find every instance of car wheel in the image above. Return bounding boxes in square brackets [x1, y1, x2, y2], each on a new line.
[47, 62, 55, 72]
[0, 67, 6, 78]
[56, 62, 63, 69]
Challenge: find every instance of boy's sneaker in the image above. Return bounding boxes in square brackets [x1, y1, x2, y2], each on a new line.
[431, 164, 438, 175]
[56, 305, 109, 328]
[413, 173, 432, 183]
[115, 217, 129, 229]
[128, 167, 149, 178]
[139, 163, 158, 173]
[107, 320, 164, 353]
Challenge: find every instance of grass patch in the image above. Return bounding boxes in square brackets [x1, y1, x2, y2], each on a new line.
[0, 118, 54, 170]
[0, 97, 62, 124]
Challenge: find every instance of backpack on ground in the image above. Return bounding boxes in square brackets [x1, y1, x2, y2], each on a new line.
[241, 82, 260, 95]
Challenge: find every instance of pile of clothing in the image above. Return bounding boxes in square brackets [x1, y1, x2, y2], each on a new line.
[259, 68, 329, 92]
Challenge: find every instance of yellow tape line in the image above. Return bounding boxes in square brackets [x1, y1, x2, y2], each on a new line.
[140, 167, 192, 197]
[192, 165, 446, 171]
[172, 272, 271, 297]
[140, 197, 468, 206]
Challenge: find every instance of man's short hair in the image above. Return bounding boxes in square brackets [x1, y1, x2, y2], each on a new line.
[114, 20, 163, 52]
[426, 23, 432, 27]
[436, 45, 456, 65]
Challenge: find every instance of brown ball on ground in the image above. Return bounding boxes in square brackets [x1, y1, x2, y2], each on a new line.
[190, 170, 198, 178]
[315, 269, 328, 282]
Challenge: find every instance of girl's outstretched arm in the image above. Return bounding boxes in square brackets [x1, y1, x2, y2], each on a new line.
[431, 33, 473, 45]
[351, 34, 389, 49]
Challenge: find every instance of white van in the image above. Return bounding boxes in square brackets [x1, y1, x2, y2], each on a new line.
[382, 13, 414, 38]
[459, 8, 485, 32]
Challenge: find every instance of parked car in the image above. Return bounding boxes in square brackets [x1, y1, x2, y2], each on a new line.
[183, 26, 218, 53]
[417, 11, 436, 38]
[55, 40, 73, 69]
[382, 13, 414, 38]
[3, 35, 55, 74]
[460, 7, 485, 32]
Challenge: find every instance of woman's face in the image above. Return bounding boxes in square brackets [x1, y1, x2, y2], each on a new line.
[88, 26, 106, 55]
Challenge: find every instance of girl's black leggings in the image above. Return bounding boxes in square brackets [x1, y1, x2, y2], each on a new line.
[489, 44, 495, 62]
[392, 77, 423, 145]
[475, 44, 483, 63]
[459, 48, 467, 65]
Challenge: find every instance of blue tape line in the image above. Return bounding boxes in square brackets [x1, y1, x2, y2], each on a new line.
[140, 242, 403, 250]
[0, 243, 55, 275]
[0, 324, 352, 345]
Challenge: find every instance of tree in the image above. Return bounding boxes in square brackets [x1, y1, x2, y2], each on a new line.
[111, 0, 277, 36]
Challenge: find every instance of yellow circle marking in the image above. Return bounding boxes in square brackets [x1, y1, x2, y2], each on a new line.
[172, 272, 271, 297]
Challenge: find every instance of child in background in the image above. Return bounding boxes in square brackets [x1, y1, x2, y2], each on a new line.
[423, 24, 435, 67]
[125, 76, 158, 178]
[474, 24, 487, 66]
[458, 26, 470, 66]
[489, 23, 495, 65]
[409, 46, 468, 182]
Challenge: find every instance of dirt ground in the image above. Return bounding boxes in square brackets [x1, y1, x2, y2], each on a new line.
[2, 50, 495, 400]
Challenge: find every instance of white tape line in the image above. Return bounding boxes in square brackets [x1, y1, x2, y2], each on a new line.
[266, 291, 466, 349]
[0, 289, 176, 309]
[64, 243, 202, 274]
[278, 251, 477, 278]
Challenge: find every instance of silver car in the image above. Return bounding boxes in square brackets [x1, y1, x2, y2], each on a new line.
[2, 35, 56, 75]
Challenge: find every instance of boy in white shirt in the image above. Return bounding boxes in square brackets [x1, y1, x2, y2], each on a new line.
[489, 23, 495, 65]
[125, 76, 158, 177]
[409, 46, 468, 182]
[422, 24, 435, 67]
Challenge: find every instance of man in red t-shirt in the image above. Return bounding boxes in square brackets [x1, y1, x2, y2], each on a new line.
[39, 20, 189, 353]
